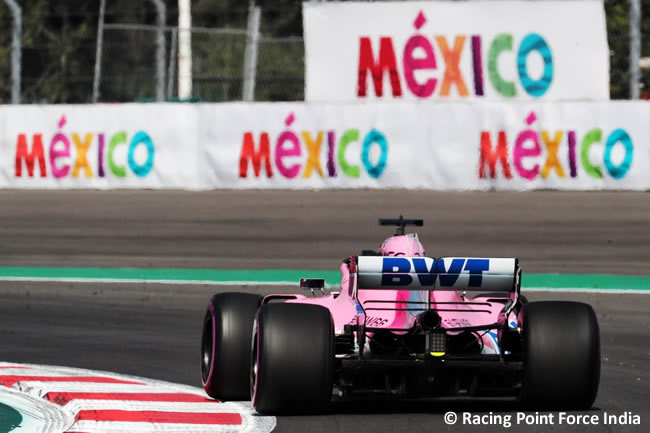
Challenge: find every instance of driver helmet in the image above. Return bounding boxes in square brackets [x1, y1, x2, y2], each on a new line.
[379, 233, 426, 257]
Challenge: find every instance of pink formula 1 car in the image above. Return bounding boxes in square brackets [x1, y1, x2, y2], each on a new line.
[200, 217, 600, 414]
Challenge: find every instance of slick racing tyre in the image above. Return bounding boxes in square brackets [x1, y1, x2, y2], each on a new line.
[521, 301, 600, 410]
[251, 303, 335, 414]
[201, 292, 262, 400]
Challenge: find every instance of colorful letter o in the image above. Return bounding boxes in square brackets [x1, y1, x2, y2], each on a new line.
[604, 129, 633, 179]
[517, 34, 553, 97]
[128, 131, 155, 177]
[361, 129, 388, 179]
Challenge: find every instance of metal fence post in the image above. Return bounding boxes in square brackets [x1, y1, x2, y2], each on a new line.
[150, 0, 166, 102]
[167, 27, 178, 99]
[242, 5, 261, 102]
[629, 0, 641, 99]
[178, 0, 192, 99]
[92, 0, 106, 103]
[4, 0, 21, 104]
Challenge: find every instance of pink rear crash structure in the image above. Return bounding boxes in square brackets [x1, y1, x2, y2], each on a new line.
[200, 217, 601, 415]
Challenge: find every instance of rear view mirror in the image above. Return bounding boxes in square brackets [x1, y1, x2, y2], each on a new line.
[300, 278, 325, 290]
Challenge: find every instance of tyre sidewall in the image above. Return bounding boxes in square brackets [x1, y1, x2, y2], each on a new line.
[201, 292, 262, 400]
[522, 301, 600, 410]
[252, 302, 334, 414]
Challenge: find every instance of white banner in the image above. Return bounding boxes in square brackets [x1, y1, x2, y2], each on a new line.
[199, 101, 650, 191]
[198, 102, 427, 189]
[303, 1, 609, 102]
[0, 102, 648, 191]
[0, 104, 200, 189]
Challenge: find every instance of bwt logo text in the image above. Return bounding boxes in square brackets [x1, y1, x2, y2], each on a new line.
[380, 257, 490, 287]
[14, 115, 155, 179]
[357, 11, 553, 99]
[239, 113, 389, 179]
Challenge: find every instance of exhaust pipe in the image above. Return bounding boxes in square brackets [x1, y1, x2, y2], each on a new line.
[418, 310, 442, 330]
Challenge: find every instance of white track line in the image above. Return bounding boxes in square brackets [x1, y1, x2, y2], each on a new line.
[1, 276, 647, 293]
[0, 368, 85, 376]
[16, 384, 177, 397]
[522, 287, 650, 294]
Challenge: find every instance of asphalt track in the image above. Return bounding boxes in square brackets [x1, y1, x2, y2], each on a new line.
[0, 190, 648, 433]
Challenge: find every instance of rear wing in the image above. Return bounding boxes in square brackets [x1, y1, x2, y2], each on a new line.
[379, 217, 423, 235]
[356, 256, 519, 292]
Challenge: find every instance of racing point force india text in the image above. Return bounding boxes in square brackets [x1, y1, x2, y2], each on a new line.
[456, 411, 641, 428]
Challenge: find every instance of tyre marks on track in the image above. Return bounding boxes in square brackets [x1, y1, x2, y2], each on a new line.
[0, 363, 276, 433]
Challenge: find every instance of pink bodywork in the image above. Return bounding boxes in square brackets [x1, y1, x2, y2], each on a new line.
[265, 234, 515, 354]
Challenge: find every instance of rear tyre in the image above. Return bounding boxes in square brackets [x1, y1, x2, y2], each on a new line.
[251, 303, 334, 414]
[521, 301, 600, 410]
[201, 292, 262, 400]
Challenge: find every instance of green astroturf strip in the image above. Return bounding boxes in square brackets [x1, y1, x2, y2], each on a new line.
[0, 403, 22, 432]
[0, 267, 648, 291]
[0, 267, 341, 284]
[522, 273, 650, 291]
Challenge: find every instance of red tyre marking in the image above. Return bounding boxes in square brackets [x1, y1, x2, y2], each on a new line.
[75, 410, 242, 424]
[45, 392, 215, 405]
[0, 376, 144, 387]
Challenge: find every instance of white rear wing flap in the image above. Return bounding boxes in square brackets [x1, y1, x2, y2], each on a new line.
[356, 256, 518, 292]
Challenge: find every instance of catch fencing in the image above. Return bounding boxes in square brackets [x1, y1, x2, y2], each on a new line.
[0, 0, 647, 103]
